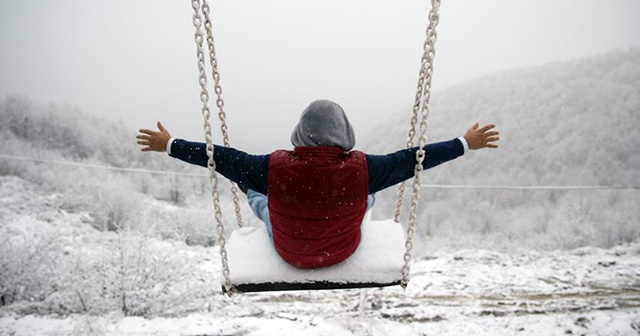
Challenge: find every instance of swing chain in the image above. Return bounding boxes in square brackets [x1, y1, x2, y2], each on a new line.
[394, 0, 441, 223]
[200, 1, 244, 230]
[191, 0, 234, 294]
[401, 0, 441, 289]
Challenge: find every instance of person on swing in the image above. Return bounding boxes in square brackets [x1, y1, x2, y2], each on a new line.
[137, 100, 499, 269]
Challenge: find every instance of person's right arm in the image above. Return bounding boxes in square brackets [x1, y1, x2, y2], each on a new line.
[137, 122, 270, 194]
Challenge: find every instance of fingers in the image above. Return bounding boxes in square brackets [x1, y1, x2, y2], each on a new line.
[138, 129, 156, 136]
[464, 122, 500, 150]
[137, 123, 169, 153]
[478, 124, 495, 132]
[482, 133, 500, 149]
[157, 121, 168, 133]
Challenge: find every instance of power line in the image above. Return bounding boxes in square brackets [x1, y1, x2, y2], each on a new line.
[0, 154, 207, 177]
[2, 154, 638, 191]
[420, 184, 640, 191]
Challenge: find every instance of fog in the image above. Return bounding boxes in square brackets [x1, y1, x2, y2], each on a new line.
[1, 0, 640, 151]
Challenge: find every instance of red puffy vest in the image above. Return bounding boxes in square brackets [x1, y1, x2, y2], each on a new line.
[267, 146, 369, 268]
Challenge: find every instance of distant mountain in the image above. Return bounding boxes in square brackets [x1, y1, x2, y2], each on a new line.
[365, 48, 640, 186]
[363, 49, 640, 250]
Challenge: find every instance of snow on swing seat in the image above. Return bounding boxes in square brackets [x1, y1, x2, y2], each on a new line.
[225, 216, 406, 293]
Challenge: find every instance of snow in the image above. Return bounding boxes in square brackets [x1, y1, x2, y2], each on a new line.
[1, 176, 639, 335]
[226, 216, 405, 286]
[2, 302, 639, 336]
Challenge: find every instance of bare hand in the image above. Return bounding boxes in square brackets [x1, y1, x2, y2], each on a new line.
[464, 123, 500, 150]
[137, 122, 171, 152]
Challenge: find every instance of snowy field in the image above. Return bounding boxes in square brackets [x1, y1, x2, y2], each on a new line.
[1, 175, 639, 335]
[2, 307, 640, 336]
[2, 242, 640, 336]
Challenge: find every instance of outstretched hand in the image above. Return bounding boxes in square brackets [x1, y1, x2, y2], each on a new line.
[464, 123, 500, 150]
[137, 122, 172, 152]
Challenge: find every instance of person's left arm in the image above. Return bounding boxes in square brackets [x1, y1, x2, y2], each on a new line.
[365, 123, 499, 194]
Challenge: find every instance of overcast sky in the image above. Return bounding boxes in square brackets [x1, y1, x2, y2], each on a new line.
[1, 0, 639, 152]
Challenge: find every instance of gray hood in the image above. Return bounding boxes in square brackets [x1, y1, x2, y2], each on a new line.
[290, 100, 356, 151]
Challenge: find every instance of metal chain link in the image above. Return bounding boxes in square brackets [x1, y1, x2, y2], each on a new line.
[190, 0, 234, 295]
[395, 0, 440, 223]
[393, 49, 427, 222]
[200, 0, 244, 229]
[401, 0, 441, 289]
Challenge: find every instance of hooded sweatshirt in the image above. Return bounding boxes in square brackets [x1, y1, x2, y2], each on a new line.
[267, 100, 369, 268]
[290, 100, 356, 151]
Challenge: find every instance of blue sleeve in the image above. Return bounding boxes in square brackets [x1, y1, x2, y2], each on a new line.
[168, 139, 269, 195]
[366, 138, 464, 194]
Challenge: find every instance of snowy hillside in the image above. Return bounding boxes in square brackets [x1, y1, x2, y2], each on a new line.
[363, 48, 640, 251]
[0, 96, 246, 245]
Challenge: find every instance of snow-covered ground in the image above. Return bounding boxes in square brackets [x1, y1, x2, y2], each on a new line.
[2, 308, 640, 336]
[2, 246, 640, 336]
[1, 175, 639, 335]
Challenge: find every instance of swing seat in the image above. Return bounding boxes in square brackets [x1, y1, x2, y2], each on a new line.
[224, 218, 405, 293]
